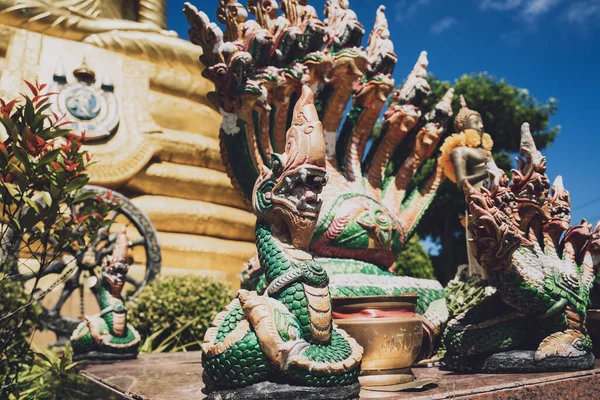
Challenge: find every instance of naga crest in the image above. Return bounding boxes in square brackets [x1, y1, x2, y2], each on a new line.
[464, 123, 600, 285]
[103, 227, 130, 297]
[253, 86, 328, 250]
[185, 0, 455, 271]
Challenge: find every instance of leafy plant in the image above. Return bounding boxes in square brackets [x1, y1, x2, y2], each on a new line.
[129, 275, 235, 352]
[139, 317, 203, 354]
[444, 266, 492, 319]
[0, 82, 116, 397]
[13, 345, 88, 400]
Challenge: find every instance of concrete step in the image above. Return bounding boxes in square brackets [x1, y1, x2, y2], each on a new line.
[136, 231, 254, 289]
[147, 129, 226, 172]
[130, 195, 255, 242]
[124, 161, 247, 209]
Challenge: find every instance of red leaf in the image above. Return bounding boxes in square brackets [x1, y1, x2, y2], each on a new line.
[1, 99, 17, 117]
[36, 97, 49, 108]
[24, 80, 37, 96]
[51, 162, 62, 170]
[64, 161, 80, 172]
[73, 214, 90, 224]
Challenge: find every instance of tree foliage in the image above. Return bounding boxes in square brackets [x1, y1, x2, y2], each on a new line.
[394, 235, 435, 280]
[412, 73, 559, 283]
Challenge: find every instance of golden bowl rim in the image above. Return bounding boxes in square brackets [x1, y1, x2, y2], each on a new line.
[331, 293, 419, 309]
[334, 316, 423, 325]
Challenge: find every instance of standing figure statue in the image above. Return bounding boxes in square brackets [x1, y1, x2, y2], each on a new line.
[71, 228, 141, 360]
[439, 95, 497, 279]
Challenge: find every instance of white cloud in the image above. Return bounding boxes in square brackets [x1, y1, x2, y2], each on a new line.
[479, 0, 563, 20]
[564, 0, 600, 25]
[522, 0, 562, 19]
[394, 0, 431, 23]
[480, 0, 524, 11]
[430, 17, 458, 35]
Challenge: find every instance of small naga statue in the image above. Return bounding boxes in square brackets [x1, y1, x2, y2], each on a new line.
[444, 123, 600, 373]
[71, 228, 141, 360]
[201, 86, 363, 397]
[438, 95, 497, 279]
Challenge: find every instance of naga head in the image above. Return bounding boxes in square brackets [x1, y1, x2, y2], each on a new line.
[544, 176, 571, 233]
[464, 181, 522, 272]
[102, 227, 130, 297]
[253, 86, 328, 249]
[464, 122, 600, 283]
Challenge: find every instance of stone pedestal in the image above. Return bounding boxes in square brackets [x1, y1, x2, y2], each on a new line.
[79, 352, 600, 400]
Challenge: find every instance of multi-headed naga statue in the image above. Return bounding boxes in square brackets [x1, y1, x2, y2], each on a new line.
[201, 86, 363, 396]
[184, 0, 456, 351]
[444, 123, 600, 372]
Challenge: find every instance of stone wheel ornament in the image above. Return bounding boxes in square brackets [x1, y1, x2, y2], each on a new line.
[14, 185, 161, 345]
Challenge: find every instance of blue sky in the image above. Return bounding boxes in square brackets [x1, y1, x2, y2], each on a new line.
[167, 0, 600, 225]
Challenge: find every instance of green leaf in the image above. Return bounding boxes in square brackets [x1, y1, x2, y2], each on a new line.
[24, 197, 40, 214]
[73, 191, 97, 203]
[24, 98, 34, 122]
[16, 172, 27, 192]
[3, 182, 19, 198]
[38, 103, 52, 115]
[1, 117, 15, 137]
[40, 191, 52, 207]
[30, 113, 46, 131]
[11, 145, 30, 169]
[37, 149, 60, 167]
[49, 183, 59, 199]
[32, 348, 52, 366]
[63, 176, 88, 193]
[64, 362, 79, 371]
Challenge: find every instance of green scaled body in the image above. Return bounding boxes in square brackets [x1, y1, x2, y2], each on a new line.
[202, 222, 362, 389]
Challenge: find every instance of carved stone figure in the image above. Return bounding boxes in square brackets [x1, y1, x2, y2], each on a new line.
[365, 6, 396, 76]
[201, 86, 363, 396]
[439, 96, 496, 278]
[444, 123, 600, 373]
[323, 0, 364, 52]
[71, 228, 141, 360]
[184, 0, 455, 361]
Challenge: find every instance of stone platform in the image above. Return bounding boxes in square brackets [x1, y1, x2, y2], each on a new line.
[79, 352, 600, 399]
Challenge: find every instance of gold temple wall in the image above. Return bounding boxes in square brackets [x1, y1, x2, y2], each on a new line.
[0, 20, 255, 295]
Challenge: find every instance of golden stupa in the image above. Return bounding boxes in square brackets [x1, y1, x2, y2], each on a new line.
[0, 0, 255, 287]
